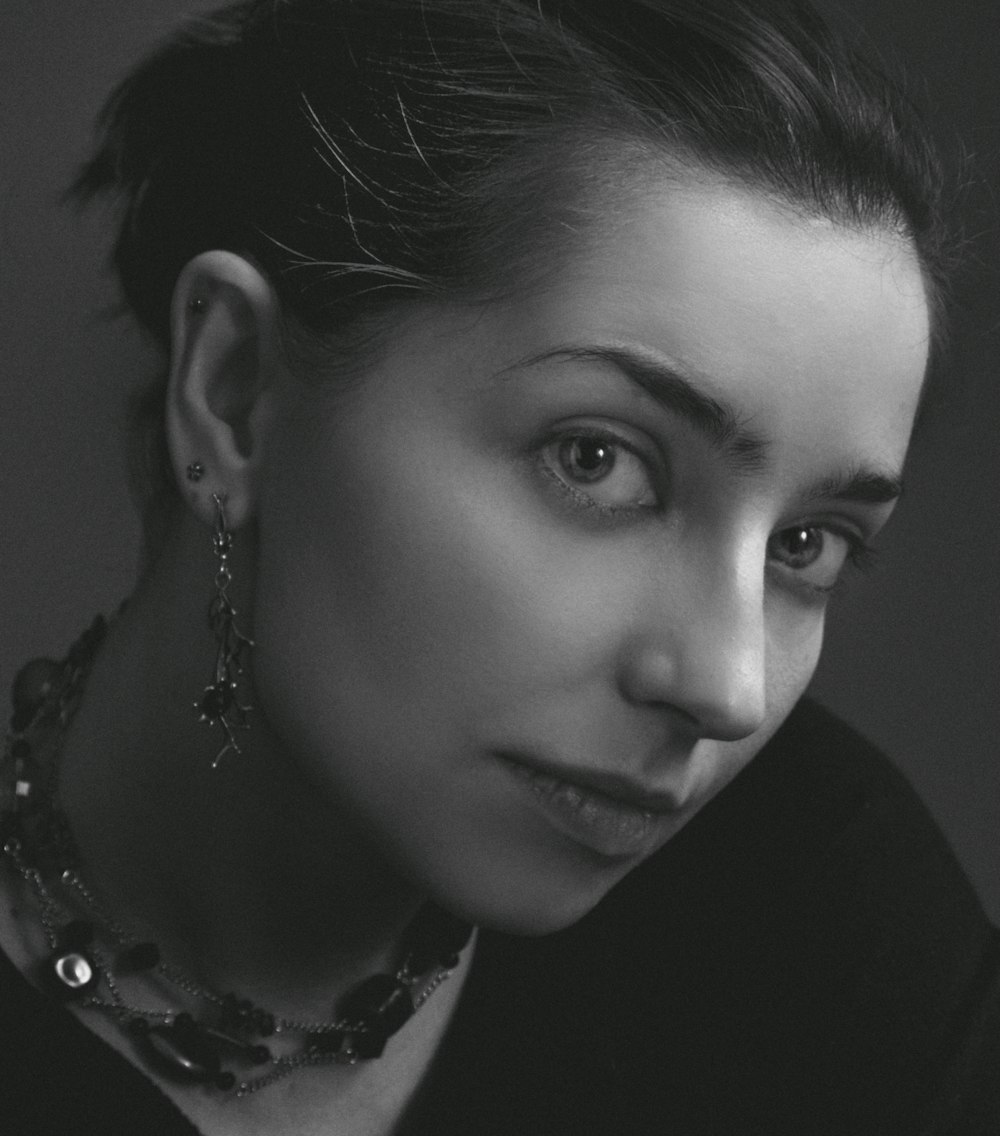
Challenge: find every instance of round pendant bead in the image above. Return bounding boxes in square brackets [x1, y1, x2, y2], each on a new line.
[46, 949, 99, 998]
[198, 682, 234, 721]
[4, 614, 471, 1098]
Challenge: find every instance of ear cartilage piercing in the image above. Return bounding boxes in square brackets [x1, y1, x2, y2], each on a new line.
[186, 462, 205, 483]
[195, 492, 254, 768]
[188, 297, 207, 314]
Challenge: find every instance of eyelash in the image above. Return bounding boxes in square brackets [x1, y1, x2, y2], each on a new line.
[841, 535, 879, 573]
[534, 425, 880, 593]
[781, 531, 880, 599]
[535, 427, 663, 519]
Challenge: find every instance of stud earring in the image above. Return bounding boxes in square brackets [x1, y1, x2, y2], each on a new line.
[195, 493, 254, 767]
[188, 297, 207, 314]
[186, 462, 205, 483]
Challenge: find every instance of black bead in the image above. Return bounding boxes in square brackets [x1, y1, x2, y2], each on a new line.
[250, 1044, 271, 1065]
[11, 658, 61, 717]
[403, 904, 473, 971]
[253, 1009, 276, 1038]
[354, 1026, 389, 1060]
[199, 683, 233, 720]
[340, 974, 414, 1039]
[217, 994, 274, 1038]
[137, 1021, 221, 1084]
[120, 941, 161, 972]
[339, 973, 396, 1021]
[215, 1071, 237, 1092]
[307, 1029, 346, 1056]
[59, 920, 95, 950]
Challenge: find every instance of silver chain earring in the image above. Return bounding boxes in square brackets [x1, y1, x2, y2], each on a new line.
[195, 492, 254, 767]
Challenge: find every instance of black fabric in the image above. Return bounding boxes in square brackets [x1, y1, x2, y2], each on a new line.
[2, 699, 998, 1135]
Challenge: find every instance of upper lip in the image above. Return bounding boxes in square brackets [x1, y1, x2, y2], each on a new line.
[498, 750, 689, 815]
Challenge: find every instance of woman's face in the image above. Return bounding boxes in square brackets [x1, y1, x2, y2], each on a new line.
[252, 180, 929, 933]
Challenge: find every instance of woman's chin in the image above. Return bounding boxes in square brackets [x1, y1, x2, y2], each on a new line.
[429, 865, 625, 938]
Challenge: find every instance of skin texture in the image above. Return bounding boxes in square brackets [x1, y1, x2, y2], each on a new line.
[242, 181, 930, 934]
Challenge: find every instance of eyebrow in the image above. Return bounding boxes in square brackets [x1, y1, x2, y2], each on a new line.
[503, 343, 771, 471]
[800, 467, 904, 507]
[500, 342, 905, 506]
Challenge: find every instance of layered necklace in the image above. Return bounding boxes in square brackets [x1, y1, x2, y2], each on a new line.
[0, 616, 473, 1097]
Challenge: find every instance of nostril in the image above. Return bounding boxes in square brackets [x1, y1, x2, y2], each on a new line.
[616, 643, 680, 708]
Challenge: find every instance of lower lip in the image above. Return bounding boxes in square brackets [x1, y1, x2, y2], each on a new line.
[499, 756, 666, 859]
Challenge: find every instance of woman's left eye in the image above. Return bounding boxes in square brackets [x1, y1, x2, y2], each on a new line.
[538, 431, 658, 512]
[766, 525, 869, 594]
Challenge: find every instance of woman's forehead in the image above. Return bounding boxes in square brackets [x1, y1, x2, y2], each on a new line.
[502, 182, 927, 443]
[296, 178, 929, 491]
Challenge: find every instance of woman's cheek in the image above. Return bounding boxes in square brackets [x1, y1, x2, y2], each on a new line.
[765, 596, 828, 716]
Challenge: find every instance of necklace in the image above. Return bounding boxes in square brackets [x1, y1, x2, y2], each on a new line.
[0, 616, 473, 1097]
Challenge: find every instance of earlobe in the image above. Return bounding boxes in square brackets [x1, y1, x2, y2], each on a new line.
[166, 250, 282, 529]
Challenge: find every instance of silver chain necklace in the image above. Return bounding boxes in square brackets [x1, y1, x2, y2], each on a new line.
[0, 616, 473, 1097]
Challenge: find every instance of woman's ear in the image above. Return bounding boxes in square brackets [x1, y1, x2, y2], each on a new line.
[166, 250, 283, 529]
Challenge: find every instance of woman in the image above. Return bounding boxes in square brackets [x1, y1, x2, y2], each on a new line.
[1, 1, 997, 1132]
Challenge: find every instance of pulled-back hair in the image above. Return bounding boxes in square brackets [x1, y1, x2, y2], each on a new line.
[78, 0, 945, 338]
[74, 0, 947, 545]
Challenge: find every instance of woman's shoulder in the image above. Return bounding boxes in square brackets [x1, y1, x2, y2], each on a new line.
[433, 699, 1000, 1135]
[578, 698, 1000, 1132]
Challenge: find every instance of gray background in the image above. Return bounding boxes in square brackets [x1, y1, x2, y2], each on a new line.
[1, 0, 997, 918]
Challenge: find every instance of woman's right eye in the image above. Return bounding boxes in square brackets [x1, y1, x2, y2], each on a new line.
[538, 431, 659, 513]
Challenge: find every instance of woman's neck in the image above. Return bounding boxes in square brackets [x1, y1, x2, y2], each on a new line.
[56, 514, 428, 1019]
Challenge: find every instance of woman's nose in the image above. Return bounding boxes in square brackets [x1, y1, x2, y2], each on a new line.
[615, 557, 768, 742]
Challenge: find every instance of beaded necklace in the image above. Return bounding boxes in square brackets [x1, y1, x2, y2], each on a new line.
[0, 616, 473, 1097]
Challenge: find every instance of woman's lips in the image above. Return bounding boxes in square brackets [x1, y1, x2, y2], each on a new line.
[496, 751, 686, 859]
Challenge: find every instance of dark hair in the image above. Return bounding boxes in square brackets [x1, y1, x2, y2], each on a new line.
[74, 0, 947, 540]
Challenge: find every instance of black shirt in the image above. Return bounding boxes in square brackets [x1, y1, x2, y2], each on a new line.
[2, 700, 998, 1134]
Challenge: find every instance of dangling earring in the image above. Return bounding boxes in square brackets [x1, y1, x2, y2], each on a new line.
[195, 492, 254, 767]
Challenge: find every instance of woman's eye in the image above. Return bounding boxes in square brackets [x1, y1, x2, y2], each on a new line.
[539, 432, 658, 512]
[766, 525, 864, 593]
